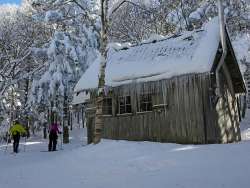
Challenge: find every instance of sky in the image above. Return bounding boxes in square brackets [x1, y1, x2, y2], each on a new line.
[0, 0, 21, 5]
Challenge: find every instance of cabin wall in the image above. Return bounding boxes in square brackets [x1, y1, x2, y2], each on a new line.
[212, 71, 241, 143]
[85, 71, 241, 144]
[87, 73, 214, 144]
[104, 75, 208, 144]
[197, 71, 241, 143]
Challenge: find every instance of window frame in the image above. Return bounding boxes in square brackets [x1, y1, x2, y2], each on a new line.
[138, 93, 153, 112]
[102, 97, 113, 115]
[118, 96, 132, 114]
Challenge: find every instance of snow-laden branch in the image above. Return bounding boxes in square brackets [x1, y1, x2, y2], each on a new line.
[0, 50, 31, 80]
[108, 0, 153, 18]
[0, 60, 45, 100]
[9, 50, 31, 65]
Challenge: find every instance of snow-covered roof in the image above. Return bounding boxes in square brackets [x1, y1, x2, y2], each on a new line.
[71, 92, 90, 105]
[75, 17, 221, 93]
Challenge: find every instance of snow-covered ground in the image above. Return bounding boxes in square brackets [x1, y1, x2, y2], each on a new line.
[240, 111, 250, 141]
[1, 113, 250, 188]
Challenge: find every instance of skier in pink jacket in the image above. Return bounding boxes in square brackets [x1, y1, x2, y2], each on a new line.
[48, 123, 61, 151]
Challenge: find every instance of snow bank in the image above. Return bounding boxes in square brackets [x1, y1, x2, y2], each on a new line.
[1, 112, 250, 188]
[1, 127, 250, 188]
[240, 110, 250, 141]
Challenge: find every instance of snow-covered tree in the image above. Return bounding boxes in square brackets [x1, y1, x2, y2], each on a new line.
[0, 1, 99, 138]
[0, 3, 47, 135]
[109, 0, 249, 41]
[28, 0, 99, 142]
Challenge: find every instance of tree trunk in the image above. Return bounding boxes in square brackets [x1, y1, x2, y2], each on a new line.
[63, 125, 69, 143]
[63, 92, 69, 143]
[93, 0, 109, 144]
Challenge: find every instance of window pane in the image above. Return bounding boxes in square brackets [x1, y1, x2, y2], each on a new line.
[126, 96, 131, 105]
[140, 103, 146, 111]
[108, 99, 112, 106]
[147, 102, 152, 111]
[103, 107, 107, 114]
[108, 106, 112, 115]
[103, 98, 112, 115]
[139, 94, 152, 112]
[119, 97, 125, 106]
[120, 105, 125, 114]
[119, 96, 132, 114]
[126, 105, 132, 113]
[140, 96, 144, 103]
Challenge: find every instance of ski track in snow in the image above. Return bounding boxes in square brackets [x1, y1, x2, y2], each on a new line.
[1, 115, 250, 188]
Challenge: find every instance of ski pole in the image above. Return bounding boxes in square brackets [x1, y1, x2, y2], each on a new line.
[4, 133, 10, 153]
[60, 130, 63, 150]
[24, 120, 29, 152]
[23, 136, 27, 152]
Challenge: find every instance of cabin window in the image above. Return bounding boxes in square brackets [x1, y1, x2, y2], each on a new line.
[118, 96, 132, 114]
[138, 94, 152, 112]
[103, 98, 112, 115]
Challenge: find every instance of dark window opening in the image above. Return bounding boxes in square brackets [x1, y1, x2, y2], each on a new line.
[139, 94, 152, 112]
[103, 98, 112, 115]
[119, 96, 132, 114]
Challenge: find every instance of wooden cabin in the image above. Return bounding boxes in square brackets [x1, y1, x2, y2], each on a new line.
[74, 18, 245, 144]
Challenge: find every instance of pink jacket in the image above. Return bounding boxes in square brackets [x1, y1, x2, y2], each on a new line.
[49, 123, 60, 134]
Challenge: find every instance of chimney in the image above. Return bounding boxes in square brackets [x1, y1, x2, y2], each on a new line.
[218, 0, 226, 52]
[215, 0, 228, 97]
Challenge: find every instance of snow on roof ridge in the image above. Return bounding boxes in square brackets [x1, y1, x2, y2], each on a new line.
[109, 28, 208, 53]
[108, 42, 132, 51]
[109, 17, 219, 52]
[141, 34, 167, 44]
[191, 17, 220, 71]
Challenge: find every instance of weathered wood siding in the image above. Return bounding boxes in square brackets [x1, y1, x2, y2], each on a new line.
[101, 74, 207, 144]
[213, 71, 241, 143]
[85, 72, 241, 144]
